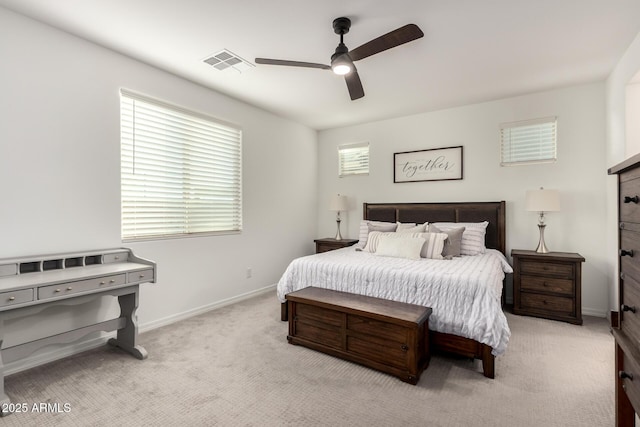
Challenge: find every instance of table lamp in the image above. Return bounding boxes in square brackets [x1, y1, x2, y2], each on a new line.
[329, 194, 348, 240]
[525, 188, 560, 253]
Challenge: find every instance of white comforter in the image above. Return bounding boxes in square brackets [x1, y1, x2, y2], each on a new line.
[276, 247, 512, 356]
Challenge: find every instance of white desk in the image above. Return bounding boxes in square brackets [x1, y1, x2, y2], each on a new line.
[0, 248, 156, 416]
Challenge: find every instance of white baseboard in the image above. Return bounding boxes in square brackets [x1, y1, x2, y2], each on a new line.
[3, 284, 276, 376]
[582, 307, 607, 318]
[139, 284, 276, 333]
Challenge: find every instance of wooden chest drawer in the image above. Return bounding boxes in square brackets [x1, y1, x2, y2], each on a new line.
[520, 275, 574, 296]
[293, 317, 342, 350]
[347, 333, 408, 369]
[347, 314, 407, 343]
[296, 301, 343, 326]
[620, 176, 640, 223]
[292, 302, 343, 349]
[520, 260, 573, 279]
[621, 351, 640, 412]
[621, 274, 640, 349]
[0, 288, 33, 307]
[38, 273, 126, 300]
[520, 292, 574, 315]
[621, 230, 640, 281]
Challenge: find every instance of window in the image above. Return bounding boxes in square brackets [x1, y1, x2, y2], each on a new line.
[500, 117, 557, 166]
[120, 90, 242, 241]
[338, 142, 369, 177]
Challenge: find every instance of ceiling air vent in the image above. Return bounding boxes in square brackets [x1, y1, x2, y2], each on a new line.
[204, 49, 254, 73]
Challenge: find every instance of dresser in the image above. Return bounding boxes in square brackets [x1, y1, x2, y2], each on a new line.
[314, 238, 358, 253]
[0, 248, 155, 416]
[609, 153, 640, 426]
[511, 250, 584, 325]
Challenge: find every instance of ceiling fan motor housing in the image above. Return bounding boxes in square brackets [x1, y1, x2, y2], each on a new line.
[333, 17, 351, 35]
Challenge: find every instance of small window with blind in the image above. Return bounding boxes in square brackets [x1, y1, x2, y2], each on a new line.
[338, 142, 369, 177]
[120, 90, 242, 241]
[500, 117, 557, 166]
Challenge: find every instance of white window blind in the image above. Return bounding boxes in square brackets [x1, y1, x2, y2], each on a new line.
[338, 142, 369, 177]
[121, 90, 242, 241]
[500, 117, 557, 166]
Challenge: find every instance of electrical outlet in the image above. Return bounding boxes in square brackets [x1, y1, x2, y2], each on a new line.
[246, 267, 252, 278]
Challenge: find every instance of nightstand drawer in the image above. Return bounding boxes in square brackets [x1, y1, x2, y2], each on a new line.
[520, 275, 574, 296]
[314, 238, 358, 254]
[520, 292, 574, 315]
[520, 261, 573, 279]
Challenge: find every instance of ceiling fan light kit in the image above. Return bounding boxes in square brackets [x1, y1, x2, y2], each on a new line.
[255, 17, 423, 101]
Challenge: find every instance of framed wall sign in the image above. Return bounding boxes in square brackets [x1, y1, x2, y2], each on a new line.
[394, 146, 463, 183]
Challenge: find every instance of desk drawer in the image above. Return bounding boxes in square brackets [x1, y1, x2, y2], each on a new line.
[103, 252, 128, 264]
[38, 274, 126, 300]
[128, 269, 154, 283]
[0, 288, 33, 307]
[520, 261, 573, 279]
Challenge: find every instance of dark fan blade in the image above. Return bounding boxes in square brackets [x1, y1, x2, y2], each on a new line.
[255, 58, 331, 70]
[349, 24, 424, 62]
[344, 70, 364, 100]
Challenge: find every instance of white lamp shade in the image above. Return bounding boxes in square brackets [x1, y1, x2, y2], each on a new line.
[329, 194, 348, 211]
[525, 189, 560, 212]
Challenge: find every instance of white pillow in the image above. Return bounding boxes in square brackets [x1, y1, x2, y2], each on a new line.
[365, 231, 447, 259]
[376, 235, 425, 260]
[417, 232, 448, 259]
[363, 231, 396, 252]
[396, 222, 427, 233]
[356, 220, 397, 248]
[431, 221, 489, 256]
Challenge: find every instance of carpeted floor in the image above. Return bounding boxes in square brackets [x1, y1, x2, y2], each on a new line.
[3, 291, 614, 426]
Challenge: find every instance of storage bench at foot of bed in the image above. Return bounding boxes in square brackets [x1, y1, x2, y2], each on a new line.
[285, 287, 432, 385]
[281, 299, 496, 379]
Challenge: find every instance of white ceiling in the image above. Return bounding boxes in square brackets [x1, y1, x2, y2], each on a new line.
[2, 0, 640, 130]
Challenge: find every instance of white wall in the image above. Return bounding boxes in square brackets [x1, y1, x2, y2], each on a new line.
[318, 83, 608, 317]
[606, 31, 640, 313]
[0, 8, 317, 369]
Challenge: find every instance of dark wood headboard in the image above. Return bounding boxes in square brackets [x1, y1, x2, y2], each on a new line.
[363, 201, 506, 255]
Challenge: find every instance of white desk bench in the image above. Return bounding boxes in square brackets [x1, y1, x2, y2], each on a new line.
[0, 248, 156, 416]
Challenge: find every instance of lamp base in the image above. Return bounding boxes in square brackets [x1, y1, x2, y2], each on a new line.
[335, 218, 342, 240]
[535, 224, 550, 253]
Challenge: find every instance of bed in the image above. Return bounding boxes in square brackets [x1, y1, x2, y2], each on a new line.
[277, 201, 511, 378]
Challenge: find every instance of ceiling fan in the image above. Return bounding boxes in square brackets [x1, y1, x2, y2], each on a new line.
[255, 17, 424, 101]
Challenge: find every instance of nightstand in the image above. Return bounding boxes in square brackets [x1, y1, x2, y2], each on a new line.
[314, 238, 358, 254]
[511, 249, 585, 325]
